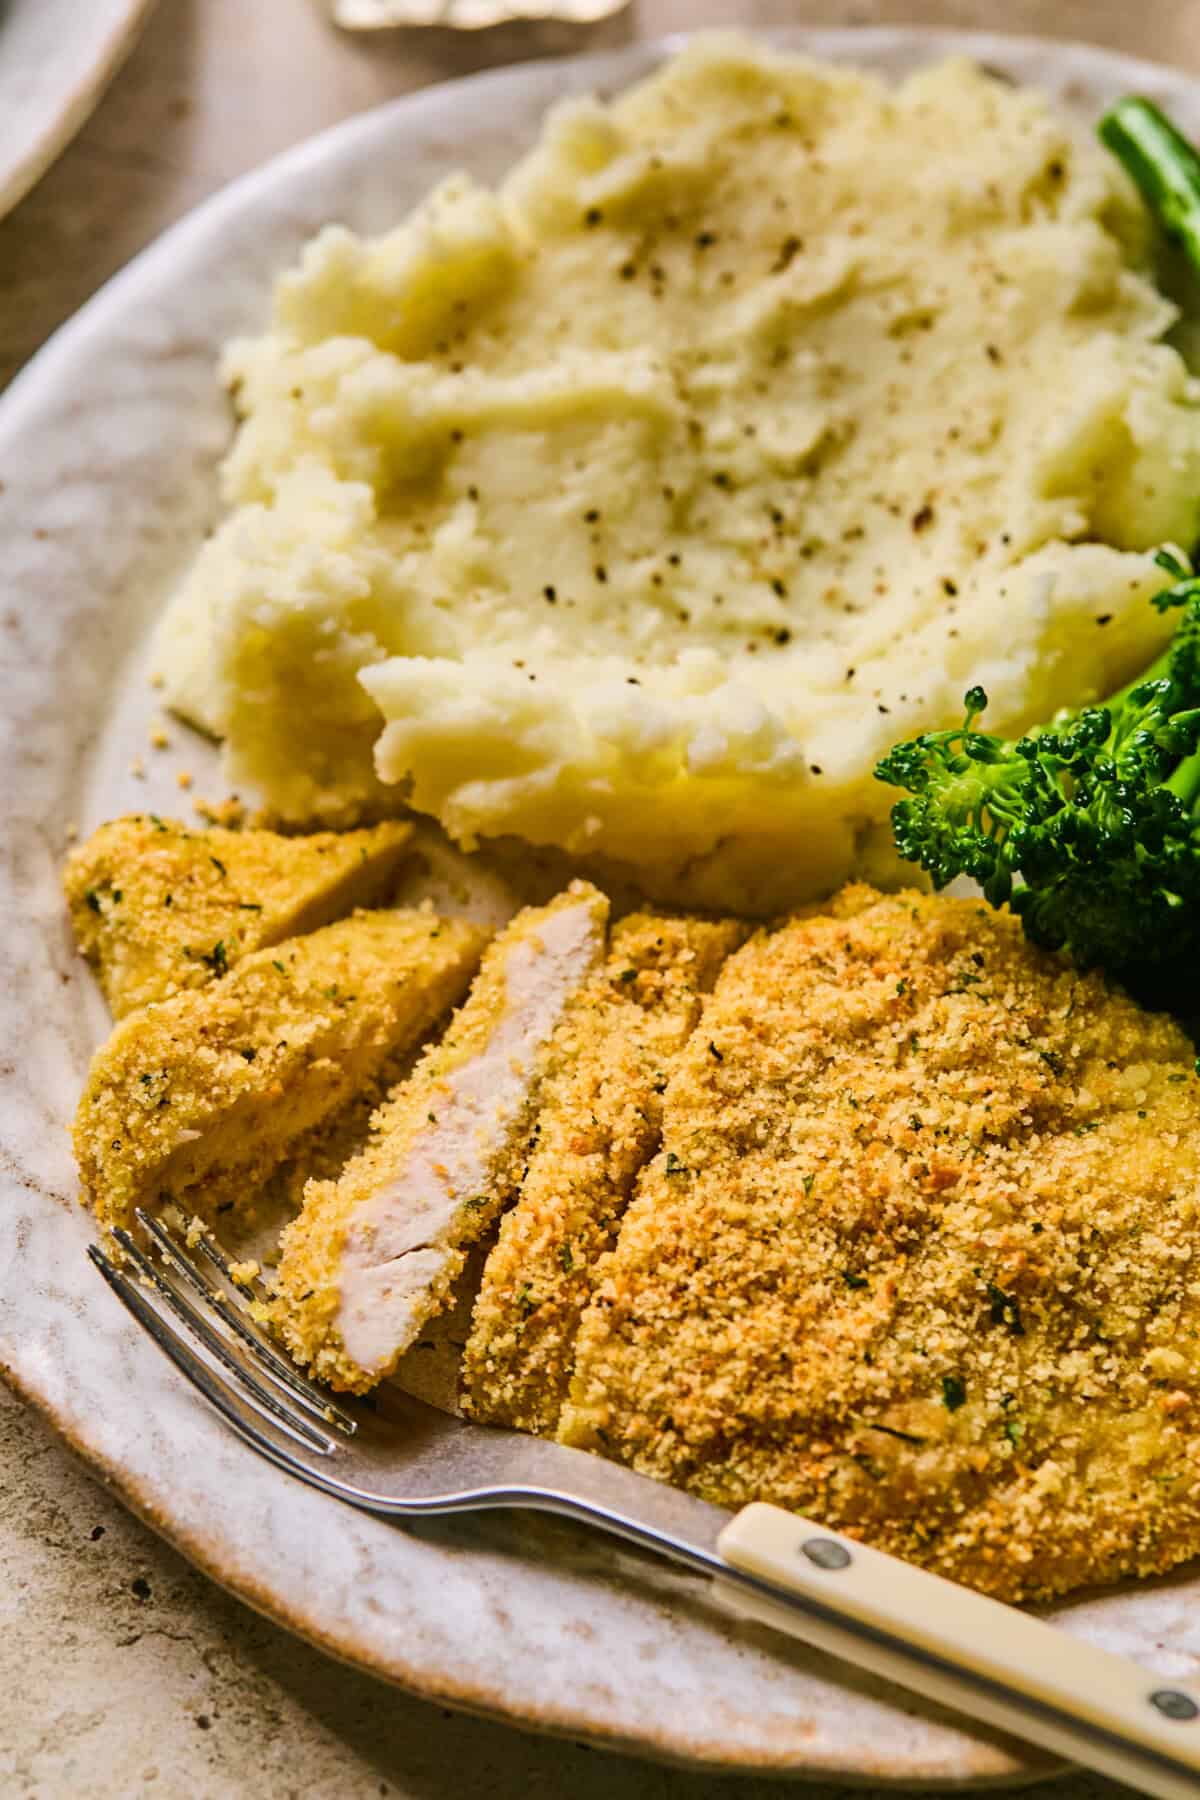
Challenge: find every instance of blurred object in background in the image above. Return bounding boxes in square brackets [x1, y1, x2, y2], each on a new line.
[333, 0, 628, 26]
[0, 0, 156, 222]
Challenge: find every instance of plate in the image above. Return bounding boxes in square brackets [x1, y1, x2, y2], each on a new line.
[0, 0, 156, 220]
[3, 27, 1200, 1783]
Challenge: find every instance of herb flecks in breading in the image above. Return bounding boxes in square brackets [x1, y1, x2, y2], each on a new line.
[561, 885, 1200, 1605]
[63, 815, 415, 1016]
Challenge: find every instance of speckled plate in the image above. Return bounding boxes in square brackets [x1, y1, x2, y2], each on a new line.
[3, 28, 1200, 1784]
[0, 0, 156, 219]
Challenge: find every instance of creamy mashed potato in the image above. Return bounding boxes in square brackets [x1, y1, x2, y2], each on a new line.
[158, 35, 1200, 910]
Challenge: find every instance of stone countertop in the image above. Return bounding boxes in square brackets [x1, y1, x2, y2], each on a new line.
[1, 1, 1196, 1794]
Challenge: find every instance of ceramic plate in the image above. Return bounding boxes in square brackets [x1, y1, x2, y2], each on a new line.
[4, 28, 1200, 1783]
[0, 0, 156, 219]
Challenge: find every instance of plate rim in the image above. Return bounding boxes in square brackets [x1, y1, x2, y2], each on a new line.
[0, 1351, 1044, 1783]
[2, 22, 1198, 1781]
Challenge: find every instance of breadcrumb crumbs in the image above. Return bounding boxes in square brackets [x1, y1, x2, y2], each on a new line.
[63, 815, 416, 1016]
[73, 908, 487, 1231]
[560, 885, 1200, 1604]
[462, 911, 744, 1434]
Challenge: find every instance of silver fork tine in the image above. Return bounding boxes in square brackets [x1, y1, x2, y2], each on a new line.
[136, 1211, 357, 1437]
[110, 1227, 338, 1455]
[87, 1243, 329, 1473]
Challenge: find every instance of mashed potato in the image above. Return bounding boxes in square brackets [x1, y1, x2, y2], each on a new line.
[158, 34, 1200, 910]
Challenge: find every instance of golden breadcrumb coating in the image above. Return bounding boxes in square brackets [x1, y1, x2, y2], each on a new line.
[233, 1035, 427, 1229]
[273, 883, 609, 1393]
[63, 814, 414, 1016]
[170, 1025, 438, 1238]
[74, 908, 487, 1232]
[560, 885, 1200, 1604]
[461, 912, 744, 1434]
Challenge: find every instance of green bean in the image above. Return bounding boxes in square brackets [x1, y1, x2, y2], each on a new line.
[1099, 96, 1200, 274]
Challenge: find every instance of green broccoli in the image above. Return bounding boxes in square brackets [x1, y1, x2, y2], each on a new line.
[874, 96, 1200, 1002]
[875, 555, 1200, 999]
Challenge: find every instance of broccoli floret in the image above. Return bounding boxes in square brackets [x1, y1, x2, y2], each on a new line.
[875, 556, 1200, 997]
[880, 94, 1200, 999]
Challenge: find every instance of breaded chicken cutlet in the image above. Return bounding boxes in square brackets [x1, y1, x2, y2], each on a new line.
[273, 883, 609, 1391]
[461, 911, 745, 1434]
[561, 885, 1200, 1605]
[64, 814, 414, 1016]
[75, 908, 487, 1231]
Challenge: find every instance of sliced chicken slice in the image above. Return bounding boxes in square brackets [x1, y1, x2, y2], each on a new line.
[460, 912, 744, 1434]
[64, 813, 414, 1017]
[75, 907, 486, 1231]
[273, 882, 609, 1393]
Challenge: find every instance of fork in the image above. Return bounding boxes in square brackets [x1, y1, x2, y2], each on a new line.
[90, 1211, 1200, 1799]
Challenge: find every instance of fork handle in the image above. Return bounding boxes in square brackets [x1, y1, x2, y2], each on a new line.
[716, 1504, 1200, 1799]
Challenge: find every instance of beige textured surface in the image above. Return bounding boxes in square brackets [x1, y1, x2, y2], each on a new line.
[1, 1, 1197, 1793]
[0, 1377, 1127, 1798]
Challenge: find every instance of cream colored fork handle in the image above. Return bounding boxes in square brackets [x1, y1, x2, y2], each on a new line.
[717, 1505, 1200, 1800]
[89, 1227, 1200, 1793]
